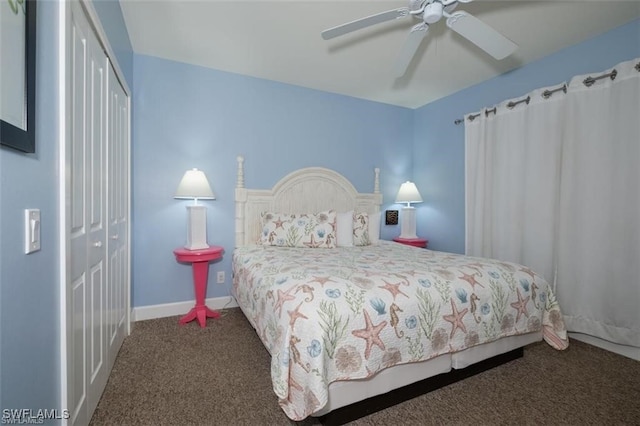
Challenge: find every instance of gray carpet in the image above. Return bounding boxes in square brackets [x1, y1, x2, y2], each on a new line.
[90, 308, 640, 426]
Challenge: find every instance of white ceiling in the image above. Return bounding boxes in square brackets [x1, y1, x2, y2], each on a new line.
[120, 0, 640, 109]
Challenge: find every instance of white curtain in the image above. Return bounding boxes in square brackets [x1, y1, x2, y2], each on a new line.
[465, 58, 639, 348]
[556, 60, 640, 347]
[465, 85, 565, 283]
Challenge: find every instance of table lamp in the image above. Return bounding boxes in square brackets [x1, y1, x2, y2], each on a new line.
[175, 168, 215, 250]
[395, 181, 423, 239]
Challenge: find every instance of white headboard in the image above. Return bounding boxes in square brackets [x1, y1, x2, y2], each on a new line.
[234, 156, 383, 247]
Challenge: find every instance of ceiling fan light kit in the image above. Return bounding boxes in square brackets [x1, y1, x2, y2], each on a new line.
[321, 0, 518, 77]
[423, 2, 443, 24]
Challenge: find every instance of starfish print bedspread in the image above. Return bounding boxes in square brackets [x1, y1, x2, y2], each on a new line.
[232, 241, 569, 420]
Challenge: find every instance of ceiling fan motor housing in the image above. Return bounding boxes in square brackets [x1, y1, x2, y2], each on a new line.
[423, 2, 444, 24]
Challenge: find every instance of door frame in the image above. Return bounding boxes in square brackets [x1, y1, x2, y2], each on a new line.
[58, 1, 131, 422]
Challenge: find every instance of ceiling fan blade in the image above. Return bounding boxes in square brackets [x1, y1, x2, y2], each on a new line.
[394, 23, 429, 77]
[321, 7, 410, 40]
[446, 11, 517, 60]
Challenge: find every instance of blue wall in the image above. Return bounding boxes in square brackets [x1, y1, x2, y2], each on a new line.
[412, 18, 640, 254]
[0, 0, 132, 417]
[131, 54, 414, 307]
[0, 0, 61, 414]
[0, 1, 636, 417]
[93, 0, 133, 88]
[131, 18, 640, 309]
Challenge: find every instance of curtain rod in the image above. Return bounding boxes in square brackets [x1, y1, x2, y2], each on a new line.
[542, 84, 567, 99]
[454, 61, 640, 125]
[583, 69, 617, 87]
[507, 95, 530, 109]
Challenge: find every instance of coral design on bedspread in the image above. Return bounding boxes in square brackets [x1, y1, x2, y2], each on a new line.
[232, 241, 569, 420]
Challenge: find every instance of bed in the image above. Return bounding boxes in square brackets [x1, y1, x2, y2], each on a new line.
[231, 156, 569, 423]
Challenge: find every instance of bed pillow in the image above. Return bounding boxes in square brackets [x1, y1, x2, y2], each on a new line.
[260, 210, 337, 248]
[336, 211, 354, 247]
[368, 212, 380, 245]
[352, 212, 371, 246]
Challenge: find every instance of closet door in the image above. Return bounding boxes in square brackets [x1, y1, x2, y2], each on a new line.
[68, 6, 89, 423]
[68, 2, 108, 423]
[84, 17, 110, 418]
[66, 2, 129, 424]
[106, 62, 129, 371]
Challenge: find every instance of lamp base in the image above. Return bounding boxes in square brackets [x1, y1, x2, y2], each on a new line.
[185, 205, 209, 250]
[398, 206, 418, 240]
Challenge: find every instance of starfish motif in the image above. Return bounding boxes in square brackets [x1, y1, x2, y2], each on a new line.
[378, 280, 409, 300]
[307, 276, 335, 287]
[443, 298, 468, 339]
[510, 288, 530, 323]
[273, 285, 297, 316]
[365, 366, 375, 377]
[352, 310, 387, 360]
[458, 272, 484, 290]
[304, 234, 322, 248]
[272, 217, 286, 229]
[288, 302, 308, 329]
[397, 269, 420, 278]
[288, 375, 303, 393]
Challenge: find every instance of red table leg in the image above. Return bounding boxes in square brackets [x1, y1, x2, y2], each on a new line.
[178, 258, 221, 328]
[174, 246, 224, 328]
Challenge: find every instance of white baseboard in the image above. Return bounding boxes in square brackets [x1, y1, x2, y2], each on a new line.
[569, 332, 639, 361]
[131, 296, 238, 322]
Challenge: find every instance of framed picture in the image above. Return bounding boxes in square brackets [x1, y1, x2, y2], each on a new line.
[1, 0, 37, 153]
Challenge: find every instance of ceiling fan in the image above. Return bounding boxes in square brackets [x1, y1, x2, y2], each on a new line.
[321, 0, 518, 77]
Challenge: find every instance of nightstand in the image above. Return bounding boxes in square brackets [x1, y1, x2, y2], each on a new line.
[393, 237, 428, 248]
[173, 246, 224, 328]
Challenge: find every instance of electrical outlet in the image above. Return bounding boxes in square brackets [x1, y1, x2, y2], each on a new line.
[217, 271, 225, 284]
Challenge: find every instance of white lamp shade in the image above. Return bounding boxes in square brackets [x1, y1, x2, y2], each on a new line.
[395, 181, 423, 206]
[174, 168, 215, 201]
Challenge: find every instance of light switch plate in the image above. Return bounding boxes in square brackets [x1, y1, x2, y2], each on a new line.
[25, 209, 41, 254]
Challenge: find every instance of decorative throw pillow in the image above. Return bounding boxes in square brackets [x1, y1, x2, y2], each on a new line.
[352, 212, 371, 246]
[260, 210, 337, 248]
[336, 211, 354, 247]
